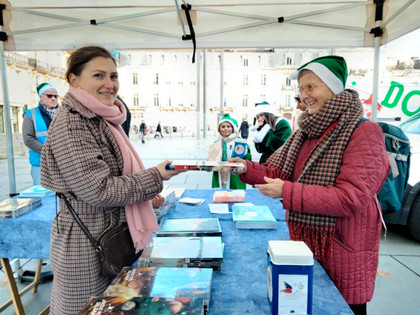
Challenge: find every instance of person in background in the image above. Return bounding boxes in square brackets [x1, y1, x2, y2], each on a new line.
[117, 95, 131, 137]
[40, 46, 183, 314]
[22, 82, 59, 185]
[231, 55, 389, 315]
[251, 101, 292, 164]
[154, 121, 164, 138]
[239, 116, 249, 140]
[210, 114, 251, 189]
[139, 120, 147, 143]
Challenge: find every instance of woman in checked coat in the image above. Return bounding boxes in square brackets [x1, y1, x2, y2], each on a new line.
[41, 46, 182, 314]
[231, 56, 389, 315]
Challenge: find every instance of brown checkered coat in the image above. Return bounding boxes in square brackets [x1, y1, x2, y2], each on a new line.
[41, 92, 163, 314]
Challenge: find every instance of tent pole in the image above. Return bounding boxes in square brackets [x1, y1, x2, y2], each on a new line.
[220, 49, 224, 115]
[196, 49, 201, 139]
[203, 49, 207, 139]
[371, 0, 384, 122]
[0, 29, 17, 197]
[372, 30, 380, 122]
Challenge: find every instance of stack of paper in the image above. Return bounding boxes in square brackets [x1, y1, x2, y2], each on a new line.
[212, 190, 246, 203]
[232, 205, 277, 229]
[0, 198, 42, 218]
[139, 236, 224, 270]
[103, 266, 213, 314]
[157, 218, 222, 237]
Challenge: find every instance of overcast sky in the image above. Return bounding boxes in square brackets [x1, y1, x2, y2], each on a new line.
[384, 28, 420, 59]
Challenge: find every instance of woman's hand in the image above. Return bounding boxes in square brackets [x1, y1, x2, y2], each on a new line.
[255, 176, 284, 199]
[228, 157, 247, 174]
[155, 160, 184, 180]
[151, 194, 165, 208]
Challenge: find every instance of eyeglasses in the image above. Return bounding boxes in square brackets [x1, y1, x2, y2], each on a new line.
[297, 83, 326, 96]
[43, 94, 59, 99]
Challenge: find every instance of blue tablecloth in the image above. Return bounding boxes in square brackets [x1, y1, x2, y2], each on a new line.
[0, 190, 352, 314]
[164, 188, 286, 221]
[161, 189, 353, 315]
[0, 195, 56, 259]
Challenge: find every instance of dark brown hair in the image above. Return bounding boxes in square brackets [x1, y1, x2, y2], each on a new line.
[263, 113, 278, 132]
[65, 46, 116, 83]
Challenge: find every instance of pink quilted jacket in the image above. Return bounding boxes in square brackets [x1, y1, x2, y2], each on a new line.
[241, 120, 389, 305]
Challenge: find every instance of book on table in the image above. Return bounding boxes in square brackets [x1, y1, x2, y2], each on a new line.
[139, 236, 223, 270]
[157, 218, 222, 237]
[19, 185, 54, 198]
[79, 295, 204, 314]
[232, 204, 277, 229]
[212, 190, 246, 203]
[166, 160, 245, 172]
[0, 198, 42, 218]
[103, 266, 213, 312]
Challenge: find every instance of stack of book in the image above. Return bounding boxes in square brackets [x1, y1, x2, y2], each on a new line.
[157, 218, 222, 237]
[153, 190, 176, 220]
[79, 296, 204, 314]
[19, 185, 54, 198]
[0, 198, 42, 218]
[232, 205, 277, 229]
[99, 266, 213, 314]
[212, 190, 246, 203]
[139, 236, 224, 270]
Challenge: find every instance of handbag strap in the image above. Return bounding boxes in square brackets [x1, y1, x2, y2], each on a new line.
[56, 193, 102, 252]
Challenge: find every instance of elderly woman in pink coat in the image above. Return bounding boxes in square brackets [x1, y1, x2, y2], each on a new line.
[231, 55, 389, 315]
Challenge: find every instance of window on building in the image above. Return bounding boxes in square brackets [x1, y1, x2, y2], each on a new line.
[154, 93, 159, 107]
[261, 94, 266, 102]
[154, 73, 159, 85]
[243, 94, 248, 107]
[132, 72, 138, 85]
[243, 74, 248, 86]
[286, 57, 292, 65]
[178, 81, 184, 86]
[169, 97, 172, 107]
[259, 56, 262, 66]
[161, 55, 165, 65]
[243, 58, 249, 67]
[285, 95, 291, 109]
[133, 93, 139, 106]
[261, 74, 267, 86]
[286, 77, 291, 87]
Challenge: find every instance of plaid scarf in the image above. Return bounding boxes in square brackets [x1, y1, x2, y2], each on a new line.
[266, 89, 363, 258]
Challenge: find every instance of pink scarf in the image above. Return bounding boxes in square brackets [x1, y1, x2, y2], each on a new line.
[69, 87, 158, 251]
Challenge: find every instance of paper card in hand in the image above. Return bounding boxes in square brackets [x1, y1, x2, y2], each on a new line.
[232, 140, 247, 158]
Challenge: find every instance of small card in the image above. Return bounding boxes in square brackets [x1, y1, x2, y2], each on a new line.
[208, 203, 230, 214]
[179, 197, 206, 205]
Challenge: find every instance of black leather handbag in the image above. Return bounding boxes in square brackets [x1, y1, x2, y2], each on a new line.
[58, 193, 141, 276]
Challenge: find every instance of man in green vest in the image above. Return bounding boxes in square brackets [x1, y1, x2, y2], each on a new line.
[22, 82, 59, 185]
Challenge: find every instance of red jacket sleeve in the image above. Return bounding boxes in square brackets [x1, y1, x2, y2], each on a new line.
[282, 121, 390, 217]
[239, 160, 283, 185]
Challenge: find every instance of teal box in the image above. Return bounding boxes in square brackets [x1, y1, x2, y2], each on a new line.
[267, 240, 314, 315]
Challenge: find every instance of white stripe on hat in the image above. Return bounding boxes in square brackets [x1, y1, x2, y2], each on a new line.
[299, 63, 344, 95]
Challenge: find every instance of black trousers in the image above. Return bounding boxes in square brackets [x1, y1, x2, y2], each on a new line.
[349, 303, 367, 315]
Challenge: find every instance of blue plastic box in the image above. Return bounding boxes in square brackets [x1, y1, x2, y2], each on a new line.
[267, 240, 314, 315]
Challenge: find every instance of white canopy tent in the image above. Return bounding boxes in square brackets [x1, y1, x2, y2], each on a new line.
[1, 0, 419, 196]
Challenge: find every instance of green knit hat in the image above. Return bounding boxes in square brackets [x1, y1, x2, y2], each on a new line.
[254, 101, 274, 118]
[218, 114, 238, 133]
[290, 55, 348, 95]
[36, 82, 58, 97]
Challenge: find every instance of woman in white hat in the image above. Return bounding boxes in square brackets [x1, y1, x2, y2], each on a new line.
[232, 55, 390, 315]
[252, 101, 292, 164]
